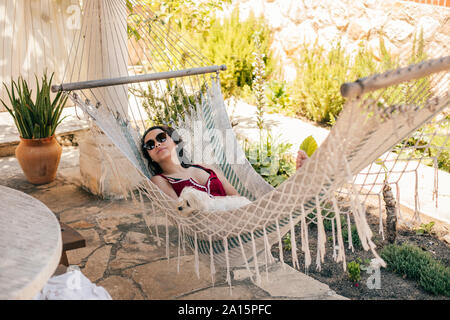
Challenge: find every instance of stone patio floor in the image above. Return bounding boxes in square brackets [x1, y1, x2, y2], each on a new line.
[0, 146, 346, 300]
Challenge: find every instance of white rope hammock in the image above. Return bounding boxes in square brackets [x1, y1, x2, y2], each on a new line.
[53, 0, 450, 286]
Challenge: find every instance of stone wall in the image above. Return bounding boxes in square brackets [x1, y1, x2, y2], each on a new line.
[224, 0, 450, 80]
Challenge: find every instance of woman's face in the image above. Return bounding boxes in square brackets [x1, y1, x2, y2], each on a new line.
[144, 129, 178, 164]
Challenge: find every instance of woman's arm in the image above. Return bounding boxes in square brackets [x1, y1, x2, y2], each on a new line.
[219, 150, 307, 196]
[203, 166, 239, 196]
[200, 150, 307, 198]
[216, 170, 240, 196]
[150, 175, 179, 199]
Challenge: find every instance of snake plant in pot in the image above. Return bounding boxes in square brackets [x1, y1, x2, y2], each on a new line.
[1, 73, 68, 184]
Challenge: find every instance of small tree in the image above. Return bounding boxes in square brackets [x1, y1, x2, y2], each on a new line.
[126, 0, 231, 35]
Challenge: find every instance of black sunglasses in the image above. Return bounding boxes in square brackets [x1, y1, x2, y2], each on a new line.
[143, 132, 168, 150]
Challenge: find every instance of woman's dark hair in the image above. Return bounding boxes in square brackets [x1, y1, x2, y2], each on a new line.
[141, 125, 190, 175]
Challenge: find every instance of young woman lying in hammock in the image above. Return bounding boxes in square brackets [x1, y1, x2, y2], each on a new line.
[141, 125, 308, 200]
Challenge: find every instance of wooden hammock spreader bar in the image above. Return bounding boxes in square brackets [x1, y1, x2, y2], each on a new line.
[340, 55, 450, 99]
[51, 65, 227, 92]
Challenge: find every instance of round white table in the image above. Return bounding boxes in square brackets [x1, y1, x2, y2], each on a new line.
[0, 185, 62, 300]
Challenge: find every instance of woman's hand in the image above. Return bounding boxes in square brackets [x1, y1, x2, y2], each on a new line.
[296, 150, 308, 170]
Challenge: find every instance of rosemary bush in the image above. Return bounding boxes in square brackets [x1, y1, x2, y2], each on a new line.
[381, 243, 429, 280]
[1, 73, 67, 139]
[381, 243, 450, 296]
[288, 31, 429, 125]
[188, 7, 274, 100]
[292, 40, 349, 125]
[132, 80, 203, 126]
[418, 261, 450, 296]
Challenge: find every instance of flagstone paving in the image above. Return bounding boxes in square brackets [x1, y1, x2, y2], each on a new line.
[0, 146, 346, 300]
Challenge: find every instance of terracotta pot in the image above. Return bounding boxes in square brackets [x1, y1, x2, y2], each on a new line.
[15, 135, 62, 185]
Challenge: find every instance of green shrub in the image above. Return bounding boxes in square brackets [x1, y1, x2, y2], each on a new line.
[131, 80, 202, 125]
[415, 221, 436, 236]
[127, 4, 274, 101]
[381, 243, 430, 280]
[323, 216, 334, 232]
[418, 262, 450, 296]
[395, 118, 450, 173]
[289, 32, 429, 125]
[314, 210, 362, 250]
[342, 223, 362, 250]
[381, 243, 450, 296]
[322, 212, 346, 232]
[265, 80, 295, 116]
[126, 0, 231, 36]
[436, 142, 450, 172]
[347, 260, 362, 283]
[323, 213, 362, 250]
[291, 40, 349, 125]
[188, 7, 275, 100]
[283, 232, 292, 251]
[243, 132, 296, 187]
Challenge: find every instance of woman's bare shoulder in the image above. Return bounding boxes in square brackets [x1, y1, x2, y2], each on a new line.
[195, 164, 214, 171]
[150, 175, 167, 184]
[150, 175, 178, 199]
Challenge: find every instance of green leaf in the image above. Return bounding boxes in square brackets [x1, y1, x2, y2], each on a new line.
[33, 123, 40, 139]
[299, 135, 318, 157]
[126, 0, 133, 12]
[1, 72, 67, 139]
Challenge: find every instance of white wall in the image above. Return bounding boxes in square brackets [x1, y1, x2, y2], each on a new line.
[0, 0, 79, 112]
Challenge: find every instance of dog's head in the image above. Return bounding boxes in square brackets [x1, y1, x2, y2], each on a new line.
[176, 187, 209, 217]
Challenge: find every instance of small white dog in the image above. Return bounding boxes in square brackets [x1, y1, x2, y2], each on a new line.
[177, 187, 251, 217]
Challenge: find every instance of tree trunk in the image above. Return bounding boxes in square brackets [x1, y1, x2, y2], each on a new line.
[383, 182, 397, 243]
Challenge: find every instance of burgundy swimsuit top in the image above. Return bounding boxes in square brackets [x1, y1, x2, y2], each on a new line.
[158, 164, 227, 197]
